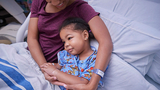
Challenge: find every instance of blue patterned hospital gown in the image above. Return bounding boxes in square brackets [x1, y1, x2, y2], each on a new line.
[57, 47, 102, 90]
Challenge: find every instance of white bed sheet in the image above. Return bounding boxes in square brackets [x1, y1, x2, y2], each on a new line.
[86, 0, 160, 89]
[0, 42, 158, 90]
[90, 40, 158, 90]
[1, 0, 160, 89]
[0, 42, 55, 90]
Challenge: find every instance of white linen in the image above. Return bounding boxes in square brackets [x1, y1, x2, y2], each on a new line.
[147, 51, 160, 84]
[98, 54, 158, 90]
[87, 0, 160, 88]
[0, 42, 54, 90]
[1, 0, 160, 89]
[0, 58, 34, 90]
[90, 40, 158, 90]
[0, 42, 158, 90]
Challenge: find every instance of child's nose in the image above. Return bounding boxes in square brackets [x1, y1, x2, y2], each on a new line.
[65, 41, 69, 48]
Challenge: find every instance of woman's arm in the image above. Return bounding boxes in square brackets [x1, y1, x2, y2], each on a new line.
[88, 16, 112, 89]
[65, 16, 113, 90]
[27, 18, 47, 68]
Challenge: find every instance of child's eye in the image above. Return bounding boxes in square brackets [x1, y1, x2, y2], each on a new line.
[68, 37, 72, 40]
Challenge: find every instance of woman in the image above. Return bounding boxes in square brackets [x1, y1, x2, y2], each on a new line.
[27, 0, 112, 89]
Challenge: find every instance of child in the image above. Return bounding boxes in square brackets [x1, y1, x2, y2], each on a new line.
[41, 17, 102, 90]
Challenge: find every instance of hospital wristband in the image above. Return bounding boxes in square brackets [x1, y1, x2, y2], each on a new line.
[93, 69, 104, 78]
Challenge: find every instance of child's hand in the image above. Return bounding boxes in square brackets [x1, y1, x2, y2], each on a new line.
[40, 63, 57, 76]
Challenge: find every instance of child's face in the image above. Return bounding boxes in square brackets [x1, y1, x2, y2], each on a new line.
[46, 0, 72, 10]
[60, 26, 87, 55]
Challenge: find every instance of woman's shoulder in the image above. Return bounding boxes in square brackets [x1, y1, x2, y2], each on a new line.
[74, 0, 89, 7]
[33, 0, 45, 3]
[31, 0, 47, 17]
[65, 0, 89, 13]
[71, 0, 99, 23]
[32, 0, 46, 8]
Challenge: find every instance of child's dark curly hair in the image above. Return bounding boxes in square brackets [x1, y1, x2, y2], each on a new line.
[59, 17, 95, 40]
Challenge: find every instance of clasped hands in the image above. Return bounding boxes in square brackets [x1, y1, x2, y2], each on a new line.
[40, 63, 95, 90]
[40, 63, 66, 86]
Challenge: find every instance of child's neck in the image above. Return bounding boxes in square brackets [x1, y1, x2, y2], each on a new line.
[78, 47, 93, 60]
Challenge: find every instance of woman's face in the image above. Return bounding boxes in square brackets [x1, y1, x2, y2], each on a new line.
[46, 0, 72, 10]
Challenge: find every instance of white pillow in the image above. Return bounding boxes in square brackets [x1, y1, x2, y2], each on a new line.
[88, 0, 160, 78]
[90, 40, 158, 89]
[0, 36, 12, 44]
[147, 51, 160, 84]
[97, 54, 158, 90]
[0, 22, 21, 43]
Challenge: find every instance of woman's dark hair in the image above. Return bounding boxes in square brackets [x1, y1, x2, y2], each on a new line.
[59, 17, 95, 40]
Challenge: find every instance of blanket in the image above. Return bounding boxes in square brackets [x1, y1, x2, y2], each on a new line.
[0, 42, 158, 90]
[0, 42, 54, 90]
[0, 58, 33, 90]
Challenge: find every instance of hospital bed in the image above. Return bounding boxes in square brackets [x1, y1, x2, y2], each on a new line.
[0, 0, 160, 90]
[0, 0, 26, 24]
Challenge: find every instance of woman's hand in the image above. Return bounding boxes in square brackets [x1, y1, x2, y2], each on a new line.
[43, 71, 66, 86]
[41, 63, 58, 82]
[42, 66, 66, 86]
[43, 71, 57, 82]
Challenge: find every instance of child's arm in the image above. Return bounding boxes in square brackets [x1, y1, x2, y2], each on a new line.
[54, 69, 89, 85]
[53, 63, 62, 70]
[41, 63, 89, 85]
